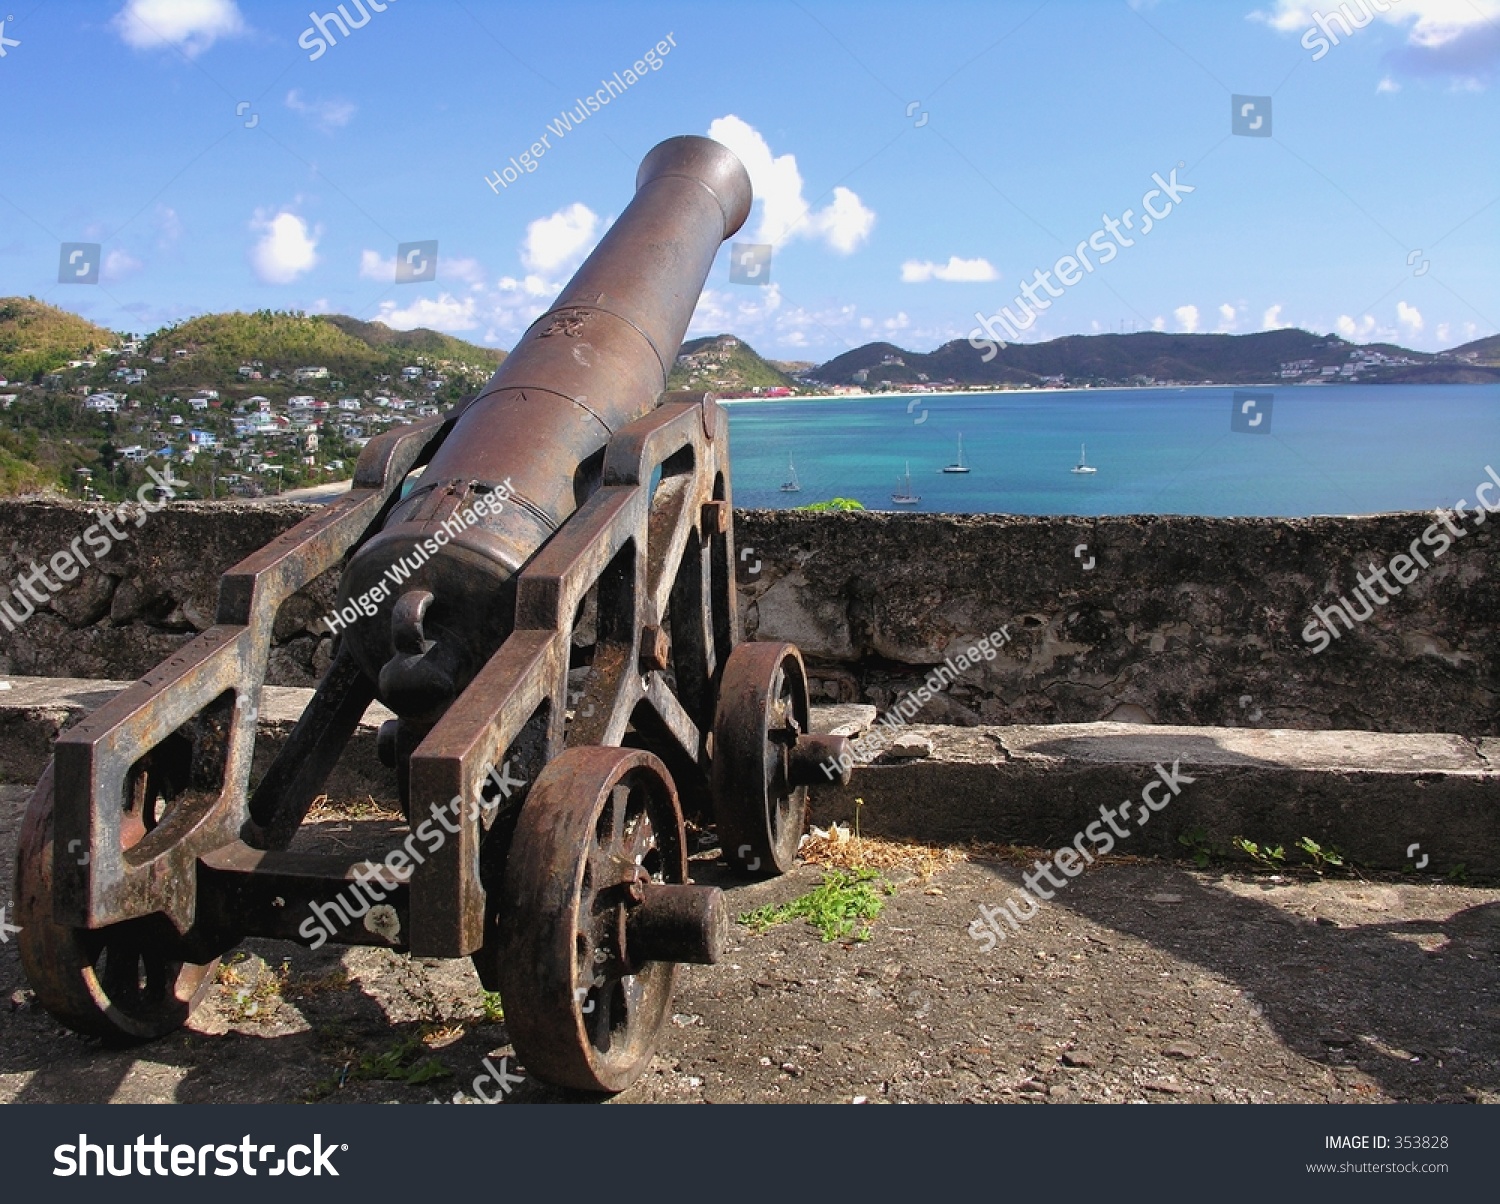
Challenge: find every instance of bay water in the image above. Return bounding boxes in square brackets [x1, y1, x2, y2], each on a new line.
[723, 384, 1500, 517]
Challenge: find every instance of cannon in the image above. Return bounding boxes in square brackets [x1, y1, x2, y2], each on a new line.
[12, 136, 852, 1092]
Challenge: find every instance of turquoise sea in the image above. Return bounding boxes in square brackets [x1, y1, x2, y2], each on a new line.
[722, 384, 1500, 517]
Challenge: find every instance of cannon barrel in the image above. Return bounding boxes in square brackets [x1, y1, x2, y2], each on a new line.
[337, 136, 753, 720]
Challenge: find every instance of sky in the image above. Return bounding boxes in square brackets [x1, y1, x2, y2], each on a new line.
[0, 0, 1495, 361]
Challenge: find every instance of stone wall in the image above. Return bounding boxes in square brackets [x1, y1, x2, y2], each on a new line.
[1, 500, 1494, 735]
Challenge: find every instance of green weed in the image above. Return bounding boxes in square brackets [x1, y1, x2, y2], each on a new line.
[739, 867, 894, 942]
[1233, 837, 1285, 872]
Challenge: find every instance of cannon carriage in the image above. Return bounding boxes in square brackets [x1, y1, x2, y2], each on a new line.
[13, 136, 850, 1092]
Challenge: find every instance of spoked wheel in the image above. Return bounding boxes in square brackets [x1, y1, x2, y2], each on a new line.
[14, 762, 219, 1042]
[712, 641, 812, 878]
[496, 747, 690, 1092]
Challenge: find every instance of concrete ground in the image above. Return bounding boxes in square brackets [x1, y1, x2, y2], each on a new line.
[3, 781, 1496, 1105]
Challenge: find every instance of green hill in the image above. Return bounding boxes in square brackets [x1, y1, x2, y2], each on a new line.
[1451, 334, 1500, 366]
[0, 297, 118, 381]
[144, 310, 504, 389]
[668, 334, 796, 394]
[322, 315, 505, 367]
[809, 329, 1500, 388]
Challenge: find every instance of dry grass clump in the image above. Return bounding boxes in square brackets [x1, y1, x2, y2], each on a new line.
[799, 821, 964, 883]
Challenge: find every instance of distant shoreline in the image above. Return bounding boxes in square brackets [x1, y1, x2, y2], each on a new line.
[722, 383, 1301, 405]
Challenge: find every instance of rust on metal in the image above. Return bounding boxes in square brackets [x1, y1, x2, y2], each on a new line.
[13, 136, 846, 1092]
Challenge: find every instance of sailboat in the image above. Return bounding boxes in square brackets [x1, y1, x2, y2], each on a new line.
[1070, 443, 1097, 475]
[891, 461, 920, 505]
[779, 454, 801, 492]
[942, 433, 971, 474]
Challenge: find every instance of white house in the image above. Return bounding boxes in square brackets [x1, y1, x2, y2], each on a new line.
[338, 397, 362, 411]
[84, 394, 119, 412]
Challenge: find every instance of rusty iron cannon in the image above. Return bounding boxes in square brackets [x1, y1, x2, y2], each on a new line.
[13, 135, 851, 1092]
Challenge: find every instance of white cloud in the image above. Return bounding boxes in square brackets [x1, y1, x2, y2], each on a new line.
[445, 256, 485, 286]
[285, 90, 356, 132]
[149, 206, 183, 251]
[1377, 76, 1402, 92]
[375, 294, 479, 333]
[497, 273, 556, 298]
[1436, 322, 1451, 342]
[812, 187, 878, 254]
[707, 115, 876, 254]
[1151, 315, 1166, 331]
[1216, 303, 1239, 332]
[1252, 1, 1500, 86]
[1262, 303, 1289, 329]
[900, 256, 998, 283]
[1252, 1, 1498, 39]
[1174, 304, 1200, 333]
[1397, 300, 1423, 332]
[359, 249, 394, 281]
[522, 203, 600, 275]
[102, 249, 143, 281]
[249, 210, 318, 284]
[359, 248, 485, 286]
[112, 0, 246, 56]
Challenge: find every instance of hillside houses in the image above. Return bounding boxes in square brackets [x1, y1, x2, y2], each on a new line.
[2, 333, 476, 502]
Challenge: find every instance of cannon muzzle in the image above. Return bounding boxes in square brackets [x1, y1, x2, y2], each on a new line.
[336, 136, 753, 720]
